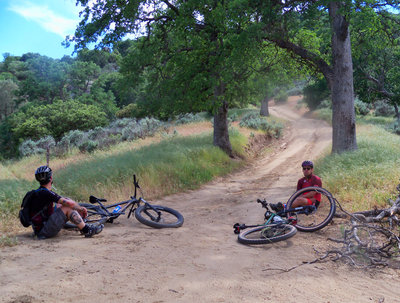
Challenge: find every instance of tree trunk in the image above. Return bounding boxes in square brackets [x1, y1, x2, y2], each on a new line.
[213, 82, 233, 157]
[329, 2, 357, 153]
[260, 95, 270, 116]
[394, 103, 400, 123]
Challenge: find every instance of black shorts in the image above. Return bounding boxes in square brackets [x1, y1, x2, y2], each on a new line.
[36, 207, 67, 239]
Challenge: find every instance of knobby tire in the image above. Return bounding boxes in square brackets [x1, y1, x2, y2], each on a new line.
[285, 186, 336, 232]
[238, 224, 297, 245]
[135, 204, 184, 228]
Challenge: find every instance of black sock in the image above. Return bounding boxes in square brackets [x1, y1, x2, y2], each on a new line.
[81, 225, 89, 233]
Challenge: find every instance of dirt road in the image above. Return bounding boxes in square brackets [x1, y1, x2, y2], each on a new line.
[1, 100, 399, 303]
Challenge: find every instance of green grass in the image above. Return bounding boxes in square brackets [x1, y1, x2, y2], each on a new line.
[55, 131, 247, 201]
[356, 115, 394, 126]
[315, 124, 400, 212]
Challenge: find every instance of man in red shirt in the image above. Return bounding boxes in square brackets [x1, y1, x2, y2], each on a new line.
[270, 160, 322, 212]
[292, 160, 322, 208]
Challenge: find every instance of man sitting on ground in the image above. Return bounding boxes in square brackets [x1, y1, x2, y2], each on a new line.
[29, 165, 103, 239]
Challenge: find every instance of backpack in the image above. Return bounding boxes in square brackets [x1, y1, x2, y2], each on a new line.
[19, 190, 37, 227]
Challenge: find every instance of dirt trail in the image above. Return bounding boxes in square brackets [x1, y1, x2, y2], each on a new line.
[1, 99, 400, 303]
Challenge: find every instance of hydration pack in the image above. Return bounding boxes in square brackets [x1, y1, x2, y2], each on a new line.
[19, 190, 37, 227]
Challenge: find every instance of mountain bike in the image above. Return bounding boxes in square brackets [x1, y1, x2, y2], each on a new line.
[233, 186, 336, 244]
[65, 175, 184, 229]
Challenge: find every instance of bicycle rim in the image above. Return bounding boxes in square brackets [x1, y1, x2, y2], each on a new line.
[286, 187, 336, 232]
[237, 224, 297, 245]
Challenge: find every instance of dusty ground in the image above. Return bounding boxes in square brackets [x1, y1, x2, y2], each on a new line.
[1, 98, 400, 303]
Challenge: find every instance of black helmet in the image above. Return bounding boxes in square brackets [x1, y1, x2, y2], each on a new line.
[301, 160, 313, 168]
[35, 165, 52, 184]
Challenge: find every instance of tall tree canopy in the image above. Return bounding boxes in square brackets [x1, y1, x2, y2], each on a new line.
[69, 0, 400, 155]
[68, 0, 274, 156]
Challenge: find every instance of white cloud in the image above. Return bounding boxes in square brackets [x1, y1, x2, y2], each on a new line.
[8, 0, 79, 38]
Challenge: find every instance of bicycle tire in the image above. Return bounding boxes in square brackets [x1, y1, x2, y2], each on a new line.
[135, 204, 184, 228]
[237, 224, 297, 245]
[285, 186, 336, 232]
[63, 203, 108, 229]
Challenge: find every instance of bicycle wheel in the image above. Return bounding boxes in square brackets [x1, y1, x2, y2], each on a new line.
[63, 203, 108, 229]
[135, 204, 184, 228]
[285, 187, 336, 232]
[237, 224, 297, 245]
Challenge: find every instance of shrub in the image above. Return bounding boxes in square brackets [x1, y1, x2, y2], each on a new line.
[18, 117, 166, 157]
[63, 130, 85, 147]
[11, 99, 108, 141]
[354, 98, 371, 116]
[374, 100, 395, 117]
[88, 127, 107, 141]
[239, 113, 283, 138]
[78, 140, 98, 153]
[175, 113, 205, 125]
[18, 139, 37, 157]
[36, 136, 56, 152]
[228, 112, 239, 122]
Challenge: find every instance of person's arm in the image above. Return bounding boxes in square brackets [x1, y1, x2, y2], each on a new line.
[302, 176, 322, 199]
[57, 197, 88, 218]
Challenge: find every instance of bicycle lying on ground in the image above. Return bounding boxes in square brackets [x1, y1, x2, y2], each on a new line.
[65, 175, 184, 229]
[233, 187, 336, 244]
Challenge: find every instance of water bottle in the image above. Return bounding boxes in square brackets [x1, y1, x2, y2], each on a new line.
[273, 215, 283, 223]
[112, 205, 121, 214]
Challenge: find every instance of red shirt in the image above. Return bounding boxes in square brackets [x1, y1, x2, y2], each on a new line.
[297, 175, 322, 201]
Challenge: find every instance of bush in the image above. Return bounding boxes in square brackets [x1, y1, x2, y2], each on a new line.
[374, 100, 395, 117]
[78, 140, 98, 153]
[354, 98, 371, 116]
[17, 116, 166, 157]
[116, 103, 146, 119]
[175, 113, 205, 125]
[228, 112, 239, 122]
[18, 139, 37, 157]
[36, 136, 56, 152]
[239, 113, 283, 138]
[10, 100, 109, 141]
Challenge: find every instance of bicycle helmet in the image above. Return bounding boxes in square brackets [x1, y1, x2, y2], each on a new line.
[35, 165, 52, 184]
[301, 160, 313, 168]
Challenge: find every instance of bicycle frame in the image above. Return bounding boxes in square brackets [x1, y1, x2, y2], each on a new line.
[233, 199, 315, 234]
[87, 175, 162, 223]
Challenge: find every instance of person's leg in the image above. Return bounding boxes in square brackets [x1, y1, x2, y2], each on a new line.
[36, 207, 67, 239]
[57, 204, 85, 229]
[57, 204, 103, 238]
[291, 197, 313, 208]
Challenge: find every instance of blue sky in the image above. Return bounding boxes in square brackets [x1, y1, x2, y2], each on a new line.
[0, 0, 83, 59]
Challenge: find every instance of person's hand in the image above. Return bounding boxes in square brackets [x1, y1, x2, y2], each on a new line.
[79, 206, 88, 219]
